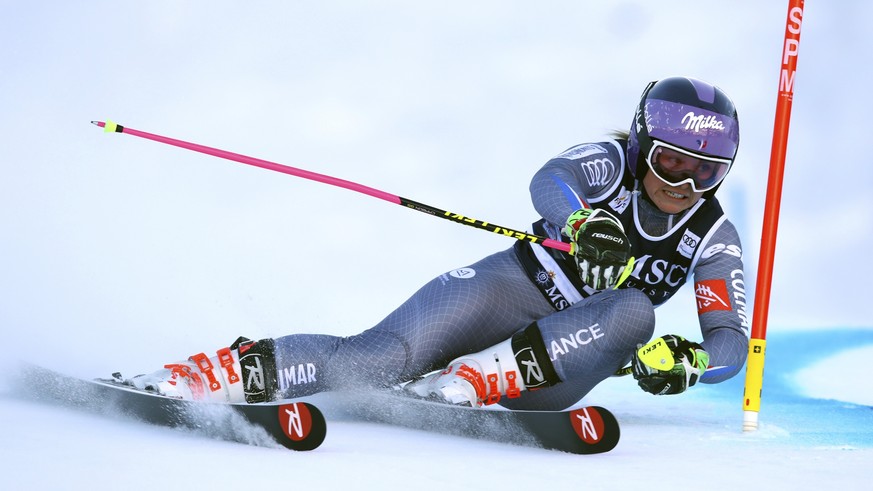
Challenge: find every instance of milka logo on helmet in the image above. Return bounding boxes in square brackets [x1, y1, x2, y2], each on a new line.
[681, 112, 725, 132]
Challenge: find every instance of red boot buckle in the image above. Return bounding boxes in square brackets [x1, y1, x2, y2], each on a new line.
[190, 353, 222, 392]
[216, 347, 240, 385]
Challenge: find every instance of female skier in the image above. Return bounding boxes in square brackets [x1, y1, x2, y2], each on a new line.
[127, 76, 749, 410]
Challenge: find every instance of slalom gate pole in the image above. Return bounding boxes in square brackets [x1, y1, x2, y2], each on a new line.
[742, 0, 804, 432]
[91, 120, 572, 254]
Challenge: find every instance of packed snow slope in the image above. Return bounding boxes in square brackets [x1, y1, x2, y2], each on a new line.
[1, 329, 870, 490]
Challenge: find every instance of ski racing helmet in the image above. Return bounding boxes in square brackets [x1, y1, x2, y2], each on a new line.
[626, 77, 740, 198]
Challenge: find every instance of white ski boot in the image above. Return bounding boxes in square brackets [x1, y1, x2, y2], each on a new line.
[406, 338, 528, 407]
[125, 337, 277, 403]
[406, 323, 561, 407]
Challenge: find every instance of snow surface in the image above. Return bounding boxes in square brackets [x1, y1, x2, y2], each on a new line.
[3, 1, 873, 490]
[1, 331, 871, 490]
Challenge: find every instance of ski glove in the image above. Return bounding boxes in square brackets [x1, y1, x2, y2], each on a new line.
[563, 208, 633, 290]
[631, 335, 710, 395]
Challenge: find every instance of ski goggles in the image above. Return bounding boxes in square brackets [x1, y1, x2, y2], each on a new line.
[645, 140, 732, 193]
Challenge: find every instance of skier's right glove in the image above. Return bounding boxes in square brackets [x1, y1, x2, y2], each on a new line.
[631, 335, 710, 395]
[563, 208, 634, 290]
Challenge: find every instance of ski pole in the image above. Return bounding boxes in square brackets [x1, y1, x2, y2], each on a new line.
[91, 120, 572, 254]
[742, 0, 804, 432]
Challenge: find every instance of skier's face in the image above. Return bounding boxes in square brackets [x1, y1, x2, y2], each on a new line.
[642, 169, 704, 214]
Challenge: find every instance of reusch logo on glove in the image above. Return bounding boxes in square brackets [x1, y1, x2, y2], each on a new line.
[591, 232, 624, 244]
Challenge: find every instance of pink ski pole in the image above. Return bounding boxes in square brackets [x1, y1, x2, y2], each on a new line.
[92, 120, 572, 254]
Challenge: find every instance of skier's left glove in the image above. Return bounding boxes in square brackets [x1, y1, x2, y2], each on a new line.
[631, 335, 709, 395]
[563, 208, 634, 290]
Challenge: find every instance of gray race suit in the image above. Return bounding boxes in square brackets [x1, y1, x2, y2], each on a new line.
[270, 139, 750, 410]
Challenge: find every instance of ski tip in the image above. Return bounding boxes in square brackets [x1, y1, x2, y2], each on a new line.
[567, 406, 620, 454]
[274, 402, 328, 451]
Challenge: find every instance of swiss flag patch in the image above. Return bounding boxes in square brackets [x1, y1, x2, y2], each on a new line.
[695, 279, 732, 314]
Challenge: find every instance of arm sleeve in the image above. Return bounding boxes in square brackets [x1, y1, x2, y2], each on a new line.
[692, 218, 751, 384]
[529, 142, 626, 230]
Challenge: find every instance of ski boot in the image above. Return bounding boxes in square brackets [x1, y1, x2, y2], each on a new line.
[406, 323, 560, 406]
[122, 336, 278, 403]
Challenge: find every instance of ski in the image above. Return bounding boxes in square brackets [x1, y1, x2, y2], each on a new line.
[21, 364, 617, 454]
[329, 390, 620, 454]
[20, 364, 326, 451]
